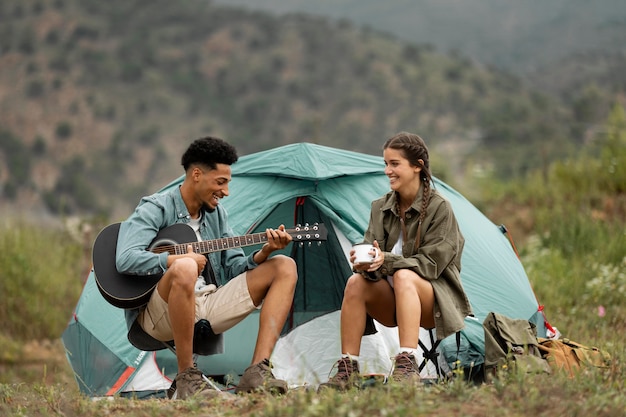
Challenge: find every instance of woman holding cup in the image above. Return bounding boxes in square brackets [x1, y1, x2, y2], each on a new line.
[320, 132, 472, 390]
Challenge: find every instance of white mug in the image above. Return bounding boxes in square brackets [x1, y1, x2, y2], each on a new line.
[352, 243, 378, 265]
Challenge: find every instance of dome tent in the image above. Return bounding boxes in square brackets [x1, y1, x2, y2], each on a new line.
[62, 142, 545, 396]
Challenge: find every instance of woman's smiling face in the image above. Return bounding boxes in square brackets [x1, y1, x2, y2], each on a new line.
[383, 147, 422, 192]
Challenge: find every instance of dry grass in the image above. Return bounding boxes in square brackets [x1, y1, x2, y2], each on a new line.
[1, 328, 624, 417]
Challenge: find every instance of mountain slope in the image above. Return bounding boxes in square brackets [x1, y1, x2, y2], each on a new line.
[214, 0, 626, 74]
[0, 0, 606, 221]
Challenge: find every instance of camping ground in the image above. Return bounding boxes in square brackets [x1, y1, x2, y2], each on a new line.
[2, 191, 625, 415]
[2, 115, 626, 415]
[1, 311, 624, 416]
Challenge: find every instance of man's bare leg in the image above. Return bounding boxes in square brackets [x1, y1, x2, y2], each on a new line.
[157, 258, 198, 372]
[245, 255, 297, 364]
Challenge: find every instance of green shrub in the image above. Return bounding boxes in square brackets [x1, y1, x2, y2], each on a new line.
[26, 80, 45, 98]
[535, 207, 622, 262]
[32, 135, 48, 156]
[17, 27, 36, 54]
[0, 223, 84, 341]
[479, 104, 626, 340]
[0, 129, 31, 181]
[585, 257, 626, 307]
[55, 121, 72, 139]
[3, 180, 18, 199]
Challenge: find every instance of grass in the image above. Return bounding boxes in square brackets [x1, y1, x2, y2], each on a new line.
[1, 214, 624, 417]
[1, 360, 624, 416]
[0, 219, 86, 341]
[2, 118, 625, 415]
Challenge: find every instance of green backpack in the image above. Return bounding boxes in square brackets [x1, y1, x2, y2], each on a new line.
[483, 311, 551, 378]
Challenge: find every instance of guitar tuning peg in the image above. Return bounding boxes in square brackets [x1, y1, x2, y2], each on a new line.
[298, 242, 304, 247]
[317, 241, 322, 246]
[307, 242, 312, 247]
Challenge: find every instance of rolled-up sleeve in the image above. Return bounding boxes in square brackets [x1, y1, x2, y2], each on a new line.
[115, 198, 168, 276]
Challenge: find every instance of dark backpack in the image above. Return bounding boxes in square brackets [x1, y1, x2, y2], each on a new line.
[438, 317, 486, 383]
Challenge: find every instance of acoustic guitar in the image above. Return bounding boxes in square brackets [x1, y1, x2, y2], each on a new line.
[92, 222, 327, 309]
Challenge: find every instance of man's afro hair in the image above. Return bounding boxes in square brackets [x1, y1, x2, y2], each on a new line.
[181, 136, 238, 171]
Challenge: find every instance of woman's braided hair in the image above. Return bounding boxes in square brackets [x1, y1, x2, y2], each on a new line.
[383, 131, 432, 228]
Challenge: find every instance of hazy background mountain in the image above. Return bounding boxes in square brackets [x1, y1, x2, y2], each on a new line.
[0, 0, 624, 223]
[214, 0, 626, 75]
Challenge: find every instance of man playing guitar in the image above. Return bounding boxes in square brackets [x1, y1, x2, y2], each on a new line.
[115, 136, 297, 399]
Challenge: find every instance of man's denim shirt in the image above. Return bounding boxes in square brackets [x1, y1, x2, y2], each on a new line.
[116, 186, 259, 327]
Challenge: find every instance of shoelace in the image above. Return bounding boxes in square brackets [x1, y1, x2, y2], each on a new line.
[393, 353, 418, 375]
[259, 358, 278, 377]
[332, 358, 356, 380]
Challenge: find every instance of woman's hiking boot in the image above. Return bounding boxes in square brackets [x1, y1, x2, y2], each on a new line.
[318, 357, 361, 391]
[390, 352, 421, 384]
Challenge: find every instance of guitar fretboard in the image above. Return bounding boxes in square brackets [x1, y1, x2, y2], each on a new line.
[154, 232, 271, 255]
[150, 227, 322, 256]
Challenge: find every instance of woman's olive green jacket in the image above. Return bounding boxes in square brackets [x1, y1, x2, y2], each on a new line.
[361, 186, 473, 340]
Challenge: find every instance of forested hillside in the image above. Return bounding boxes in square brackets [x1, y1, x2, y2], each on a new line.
[0, 0, 622, 221]
[217, 0, 626, 75]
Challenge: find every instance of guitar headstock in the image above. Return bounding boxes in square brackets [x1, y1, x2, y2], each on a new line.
[290, 223, 328, 244]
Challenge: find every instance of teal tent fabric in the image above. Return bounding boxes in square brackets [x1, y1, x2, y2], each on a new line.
[161, 142, 540, 323]
[63, 272, 149, 396]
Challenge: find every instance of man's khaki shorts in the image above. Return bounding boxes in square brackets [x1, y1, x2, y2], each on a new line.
[138, 272, 256, 342]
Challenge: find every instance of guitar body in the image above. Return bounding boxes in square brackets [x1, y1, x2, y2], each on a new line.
[93, 223, 197, 309]
[93, 221, 327, 309]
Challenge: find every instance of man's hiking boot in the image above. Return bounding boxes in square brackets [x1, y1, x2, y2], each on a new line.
[235, 358, 288, 394]
[318, 357, 361, 391]
[173, 366, 221, 400]
[390, 352, 421, 384]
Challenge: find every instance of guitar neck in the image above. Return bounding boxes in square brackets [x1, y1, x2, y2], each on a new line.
[150, 228, 299, 256]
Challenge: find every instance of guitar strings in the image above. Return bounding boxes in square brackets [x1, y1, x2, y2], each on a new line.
[147, 226, 322, 255]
